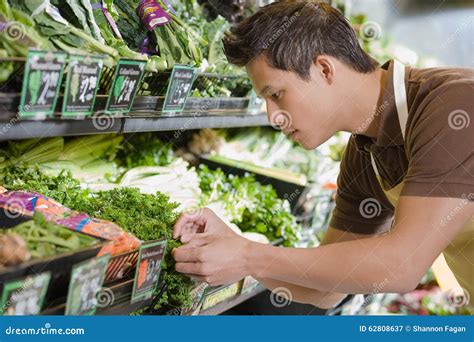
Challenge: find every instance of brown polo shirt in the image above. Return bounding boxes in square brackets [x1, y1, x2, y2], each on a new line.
[330, 60, 474, 234]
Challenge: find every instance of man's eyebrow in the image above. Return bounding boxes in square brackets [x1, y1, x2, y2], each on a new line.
[257, 86, 271, 97]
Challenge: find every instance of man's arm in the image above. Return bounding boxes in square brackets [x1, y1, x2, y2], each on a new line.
[245, 196, 471, 293]
[174, 196, 472, 294]
[256, 227, 378, 308]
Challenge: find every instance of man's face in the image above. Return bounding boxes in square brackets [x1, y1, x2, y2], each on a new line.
[246, 56, 342, 150]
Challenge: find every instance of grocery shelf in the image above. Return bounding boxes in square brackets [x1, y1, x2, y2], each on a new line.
[0, 93, 268, 140]
[199, 285, 266, 316]
[0, 112, 269, 141]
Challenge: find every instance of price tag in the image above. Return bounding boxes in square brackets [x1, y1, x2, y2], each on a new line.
[247, 90, 265, 114]
[131, 240, 167, 303]
[19, 50, 67, 118]
[162, 65, 195, 113]
[62, 54, 104, 117]
[105, 59, 146, 114]
[0, 272, 51, 316]
[65, 254, 110, 316]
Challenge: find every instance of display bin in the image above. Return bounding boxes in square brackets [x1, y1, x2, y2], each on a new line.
[0, 234, 106, 312]
[198, 154, 309, 211]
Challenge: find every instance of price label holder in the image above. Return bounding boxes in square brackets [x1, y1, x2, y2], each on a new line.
[180, 281, 209, 316]
[131, 240, 167, 303]
[241, 276, 260, 295]
[19, 50, 67, 118]
[0, 272, 51, 316]
[65, 254, 110, 316]
[162, 65, 195, 114]
[105, 59, 146, 115]
[247, 90, 265, 115]
[62, 54, 104, 118]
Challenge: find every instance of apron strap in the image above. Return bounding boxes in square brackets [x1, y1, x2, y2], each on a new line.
[371, 60, 409, 178]
[393, 60, 409, 140]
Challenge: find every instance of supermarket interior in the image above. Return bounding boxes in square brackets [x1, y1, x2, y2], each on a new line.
[0, 0, 472, 319]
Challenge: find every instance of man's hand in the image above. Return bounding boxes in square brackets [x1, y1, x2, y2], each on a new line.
[173, 207, 236, 240]
[173, 232, 250, 286]
[172, 207, 251, 286]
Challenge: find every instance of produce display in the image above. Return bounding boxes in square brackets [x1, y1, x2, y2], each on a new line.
[189, 128, 347, 185]
[4, 212, 98, 259]
[198, 166, 301, 247]
[0, 131, 308, 310]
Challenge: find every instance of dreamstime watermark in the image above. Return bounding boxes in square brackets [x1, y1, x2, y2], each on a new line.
[437, 193, 473, 229]
[448, 109, 470, 130]
[362, 278, 390, 307]
[96, 287, 114, 308]
[182, 199, 204, 220]
[354, 100, 389, 134]
[3, 197, 27, 219]
[283, 189, 301, 204]
[446, 287, 470, 308]
[91, 110, 116, 131]
[174, 100, 212, 139]
[269, 109, 292, 131]
[359, 21, 382, 41]
[270, 287, 293, 308]
[4, 323, 85, 336]
[438, 17, 472, 51]
[1, 21, 26, 42]
[359, 198, 382, 219]
[0, 114, 20, 136]
[262, 10, 302, 49]
[1, 278, 34, 313]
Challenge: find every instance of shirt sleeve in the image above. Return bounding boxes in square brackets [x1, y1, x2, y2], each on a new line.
[402, 82, 474, 198]
[329, 137, 395, 235]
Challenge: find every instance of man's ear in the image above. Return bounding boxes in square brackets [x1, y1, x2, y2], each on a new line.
[313, 55, 336, 85]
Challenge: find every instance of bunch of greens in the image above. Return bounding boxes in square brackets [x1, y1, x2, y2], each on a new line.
[198, 165, 301, 247]
[116, 133, 176, 169]
[10, 0, 118, 60]
[0, 165, 90, 209]
[6, 212, 98, 258]
[0, 0, 51, 57]
[0, 134, 123, 183]
[72, 188, 192, 309]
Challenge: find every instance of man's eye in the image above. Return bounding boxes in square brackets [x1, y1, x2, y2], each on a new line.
[271, 92, 281, 100]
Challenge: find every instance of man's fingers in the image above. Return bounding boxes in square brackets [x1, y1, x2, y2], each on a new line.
[173, 244, 206, 262]
[179, 233, 212, 248]
[175, 262, 207, 275]
[173, 212, 208, 239]
[181, 232, 212, 244]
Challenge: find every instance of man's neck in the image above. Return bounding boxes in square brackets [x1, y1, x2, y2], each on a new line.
[343, 67, 387, 139]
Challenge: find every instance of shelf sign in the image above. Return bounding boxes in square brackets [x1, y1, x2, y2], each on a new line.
[131, 240, 167, 303]
[105, 59, 146, 115]
[62, 54, 104, 117]
[247, 90, 265, 115]
[0, 272, 51, 316]
[19, 50, 67, 118]
[162, 65, 195, 113]
[65, 254, 110, 316]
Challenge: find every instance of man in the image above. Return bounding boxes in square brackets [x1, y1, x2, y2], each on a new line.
[172, 1, 473, 308]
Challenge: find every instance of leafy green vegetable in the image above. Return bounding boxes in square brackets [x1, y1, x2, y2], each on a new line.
[198, 165, 302, 247]
[116, 133, 176, 169]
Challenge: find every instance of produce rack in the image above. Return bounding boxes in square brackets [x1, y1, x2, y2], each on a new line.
[0, 59, 280, 315]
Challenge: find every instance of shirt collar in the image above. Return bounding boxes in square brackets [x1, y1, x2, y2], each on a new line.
[353, 60, 406, 152]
